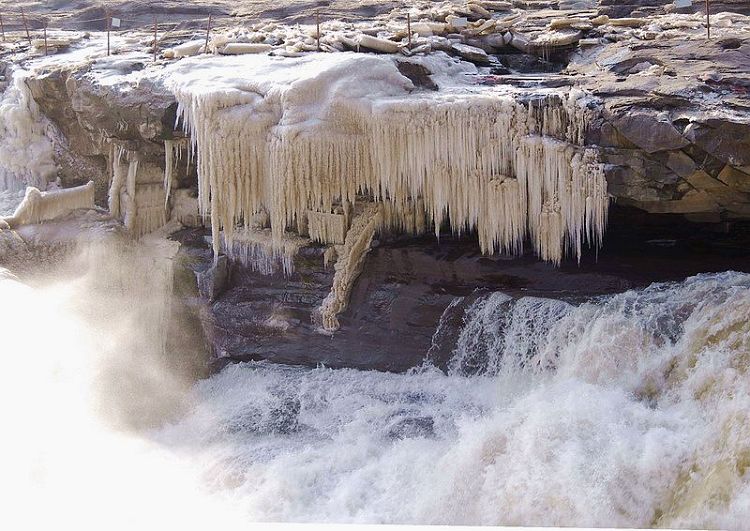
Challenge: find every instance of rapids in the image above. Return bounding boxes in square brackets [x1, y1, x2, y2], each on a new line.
[3, 249, 748, 528]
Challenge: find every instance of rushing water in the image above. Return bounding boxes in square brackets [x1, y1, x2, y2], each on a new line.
[3, 250, 750, 528]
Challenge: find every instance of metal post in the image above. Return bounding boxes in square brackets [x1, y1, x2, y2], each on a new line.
[106, 11, 111, 56]
[0, 13, 5, 42]
[407, 13, 412, 49]
[706, 0, 711, 39]
[153, 15, 158, 62]
[43, 19, 48, 55]
[316, 10, 321, 52]
[204, 13, 212, 54]
[21, 8, 31, 45]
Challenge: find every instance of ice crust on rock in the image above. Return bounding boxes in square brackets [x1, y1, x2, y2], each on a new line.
[0, 71, 57, 193]
[2, 181, 95, 228]
[317, 203, 381, 332]
[166, 52, 608, 266]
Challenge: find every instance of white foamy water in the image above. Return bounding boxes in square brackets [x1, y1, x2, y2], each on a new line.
[3, 258, 750, 528]
[155, 271, 750, 528]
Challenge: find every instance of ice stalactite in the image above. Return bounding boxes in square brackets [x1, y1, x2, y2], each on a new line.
[0, 70, 57, 193]
[379, 198, 428, 237]
[134, 185, 168, 238]
[2, 181, 95, 228]
[224, 228, 308, 277]
[108, 147, 168, 238]
[108, 144, 128, 218]
[164, 138, 187, 208]
[169, 54, 608, 268]
[308, 211, 348, 245]
[317, 204, 381, 332]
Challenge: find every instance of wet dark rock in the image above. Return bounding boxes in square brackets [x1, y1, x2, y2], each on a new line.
[497, 53, 565, 73]
[396, 61, 438, 91]
[197, 255, 229, 302]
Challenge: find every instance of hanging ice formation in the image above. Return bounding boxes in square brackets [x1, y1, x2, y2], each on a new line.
[223, 227, 308, 277]
[0, 70, 58, 193]
[317, 204, 381, 332]
[164, 138, 188, 208]
[108, 144, 167, 238]
[169, 54, 608, 267]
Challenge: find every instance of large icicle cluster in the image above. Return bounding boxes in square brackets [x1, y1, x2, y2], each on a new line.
[168, 53, 608, 266]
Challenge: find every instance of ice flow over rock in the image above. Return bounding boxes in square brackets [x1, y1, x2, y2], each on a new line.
[166, 52, 608, 266]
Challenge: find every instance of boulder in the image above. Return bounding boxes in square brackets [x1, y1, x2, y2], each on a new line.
[451, 43, 491, 64]
[612, 113, 690, 153]
[683, 121, 750, 167]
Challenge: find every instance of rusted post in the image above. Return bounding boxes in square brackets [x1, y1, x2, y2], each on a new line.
[153, 15, 158, 61]
[21, 8, 32, 45]
[0, 13, 5, 42]
[43, 19, 48, 55]
[706, 0, 711, 39]
[407, 12, 412, 49]
[204, 13, 212, 54]
[106, 11, 111, 56]
[316, 10, 321, 52]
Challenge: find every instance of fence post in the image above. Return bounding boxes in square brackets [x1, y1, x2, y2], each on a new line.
[21, 8, 32, 45]
[407, 13, 412, 49]
[43, 18, 48, 55]
[706, 0, 711, 39]
[0, 13, 5, 43]
[153, 15, 158, 61]
[204, 13, 212, 54]
[316, 10, 321, 52]
[106, 10, 111, 56]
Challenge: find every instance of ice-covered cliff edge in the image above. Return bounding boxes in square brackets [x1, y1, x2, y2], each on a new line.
[164, 52, 608, 267]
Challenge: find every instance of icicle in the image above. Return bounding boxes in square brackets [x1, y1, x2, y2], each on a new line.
[224, 228, 308, 277]
[308, 211, 348, 245]
[133, 184, 168, 238]
[108, 147, 129, 218]
[163, 138, 186, 209]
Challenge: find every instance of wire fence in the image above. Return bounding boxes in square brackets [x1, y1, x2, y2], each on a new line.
[0, 5, 393, 35]
[0, 5, 410, 58]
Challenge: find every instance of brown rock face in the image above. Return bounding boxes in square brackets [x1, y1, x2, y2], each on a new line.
[173, 207, 750, 373]
[612, 112, 690, 153]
